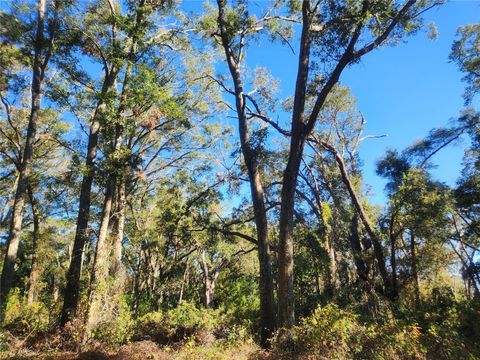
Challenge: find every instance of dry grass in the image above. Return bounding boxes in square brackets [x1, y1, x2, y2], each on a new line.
[0, 339, 268, 360]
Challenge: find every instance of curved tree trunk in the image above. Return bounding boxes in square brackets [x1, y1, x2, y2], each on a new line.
[315, 139, 395, 299]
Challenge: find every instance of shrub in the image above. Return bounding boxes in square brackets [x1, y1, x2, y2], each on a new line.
[133, 302, 222, 345]
[361, 321, 426, 360]
[273, 304, 427, 359]
[92, 298, 134, 347]
[3, 289, 49, 336]
[422, 299, 480, 360]
[273, 304, 363, 358]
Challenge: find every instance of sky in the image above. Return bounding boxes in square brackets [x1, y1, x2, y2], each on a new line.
[200, 0, 480, 205]
[2, 0, 478, 208]
[343, 1, 480, 203]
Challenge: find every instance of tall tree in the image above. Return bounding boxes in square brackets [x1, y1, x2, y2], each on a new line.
[276, 0, 438, 327]
[211, 0, 279, 345]
[0, 0, 62, 311]
[61, 0, 123, 325]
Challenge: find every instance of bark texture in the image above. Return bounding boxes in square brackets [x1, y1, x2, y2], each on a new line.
[0, 0, 50, 311]
[26, 188, 41, 304]
[216, 0, 276, 346]
[61, 70, 118, 326]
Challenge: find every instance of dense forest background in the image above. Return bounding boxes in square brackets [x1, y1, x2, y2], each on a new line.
[0, 0, 479, 359]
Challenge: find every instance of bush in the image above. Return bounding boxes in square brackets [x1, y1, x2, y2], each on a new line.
[273, 304, 428, 360]
[273, 304, 363, 358]
[272, 299, 480, 360]
[133, 302, 223, 345]
[3, 289, 49, 336]
[422, 299, 480, 360]
[92, 298, 134, 347]
[361, 321, 426, 360]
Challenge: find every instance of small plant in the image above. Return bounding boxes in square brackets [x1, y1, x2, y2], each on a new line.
[91, 297, 134, 347]
[273, 304, 363, 358]
[4, 289, 49, 337]
[133, 302, 223, 345]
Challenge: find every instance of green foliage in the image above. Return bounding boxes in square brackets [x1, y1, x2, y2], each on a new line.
[133, 302, 223, 345]
[91, 298, 134, 347]
[216, 272, 259, 329]
[0, 1, 478, 359]
[273, 300, 480, 360]
[4, 289, 49, 336]
[420, 293, 480, 359]
[450, 23, 480, 104]
[392, 168, 450, 236]
[274, 304, 364, 358]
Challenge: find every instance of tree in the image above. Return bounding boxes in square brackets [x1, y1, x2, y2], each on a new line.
[450, 23, 480, 104]
[203, 0, 286, 345]
[276, 0, 441, 327]
[0, 0, 66, 313]
[61, 0, 125, 325]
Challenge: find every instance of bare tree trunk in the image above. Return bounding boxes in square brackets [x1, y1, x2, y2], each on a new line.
[0, 0, 47, 311]
[27, 187, 41, 304]
[84, 180, 115, 336]
[317, 140, 395, 299]
[216, 0, 276, 346]
[53, 273, 59, 302]
[178, 256, 190, 305]
[277, 1, 313, 328]
[61, 70, 118, 326]
[205, 278, 215, 308]
[199, 249, 213, 307]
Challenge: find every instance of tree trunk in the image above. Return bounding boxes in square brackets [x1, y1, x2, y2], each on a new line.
[322, 212, 337, 297]
[319, 140, 395, 299]
[389, 216, 399, 299]
[62, 0, 145, 327]
[0, 0, 46, 311]
[85, 179, 115, 334]
[178, 256, 190, 305]
[199, 249, 214, 307]
[205, 277, 215, 308]
[27, 187, 41, 304]
[110, 179, 126, 277]
[410, 231, 420, 308]
[348, 214, 369, 281]
[85, 30, 135, 330]
[278, 2, 312, 328]
[216, 0, 276, 346]
[61, 70, 118, 326]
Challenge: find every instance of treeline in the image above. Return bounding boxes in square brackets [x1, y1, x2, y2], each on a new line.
[0, 0, 479, 358]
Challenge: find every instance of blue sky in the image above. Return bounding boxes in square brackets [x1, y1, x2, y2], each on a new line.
[197, 0, 479, 205]
[342, 1, 480, 203]
[3, 0, 478, 208]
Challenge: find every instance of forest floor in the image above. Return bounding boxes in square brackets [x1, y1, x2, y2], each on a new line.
[1, 339, 273, 360]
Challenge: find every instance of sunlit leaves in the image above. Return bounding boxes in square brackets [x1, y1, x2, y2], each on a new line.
[451, 23, 480, 104]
